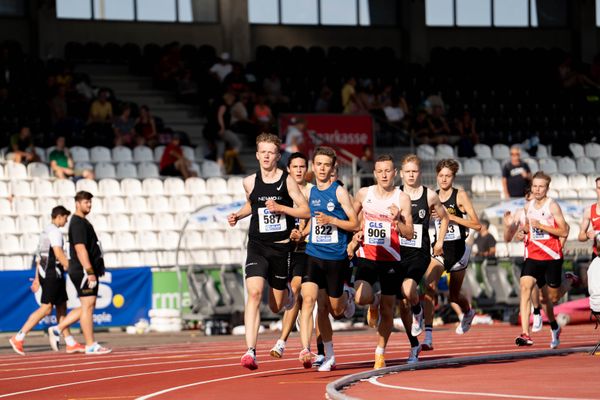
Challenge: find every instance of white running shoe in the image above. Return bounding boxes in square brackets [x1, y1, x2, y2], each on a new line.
[85, 342, 112, 355]
[456, 308, 476, 335]
[317, 356, 336, 372]
[550, 327, 561, 349]
[48, 326, 60, 352]
[407, 344, 421, 364]
[312, 354, 326, 368]
[411, 309, 424, 337]
[270, 340, 286, 358]
[532, 313, 543, 333]
[343, 286, 356, 319]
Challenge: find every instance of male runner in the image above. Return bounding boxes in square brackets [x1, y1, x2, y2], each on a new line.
[422, 159, 481, 350]
[398, 154, 449, 362]
[298, 146, 358, 371]
[10, 206, 85, 355]
[578, 177, 600, 261]
[351, 154, 414, 368]
[48, 191, 111, 355]
[228, 133, 310, 370]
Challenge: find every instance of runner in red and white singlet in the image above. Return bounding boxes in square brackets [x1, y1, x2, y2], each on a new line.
[578, 177, 600, 260]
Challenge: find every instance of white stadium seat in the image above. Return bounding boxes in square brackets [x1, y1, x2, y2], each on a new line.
[116, 162, 138, 179]
[557, 157, 576, 174]
[201, 160, 222, 178]
[569, 174, 588, 190]
[70, 146, 90, 162]
[492, 144, 510, 160]
[94, 162, 116, 180]
[153, 145, 165, 163]
[164, 177, 186, 196]
[206, 177, 228, 195]
[13, 198, 37, 215]
[148, 196, 170, 213]
[17, 215, 40, 233]
[112, 146, 133, 162]
[474, 144, 492, 160]
[10, 180, 32, 197]
[98, 178, 121, 196]
[27, 162, 50, 178]
[0, 216, 17, 233]
[416, 144, 435, 160]
[585, 143, 600, 159]
[138, 162, 160, 179]
[131, 213, 154, 231]
[0, 198, 12, 215]
[550, 174, 569, 191]
[104, 196, 127, 214]
[76, 178, 99, 195]
[435, 144, 454, 159]
[576, 157, 595, 174]
[462, 158, 482, 175]
[32, 179, 54, 197]
[90, 146, 112, 163]
[569, 143, 585, 158]
[538, 158, 557, 174]
[121, 178, 143, 196]
[185, 177, 207, 195]
[482, 159, 502, 175]
[125, 196, 149, 214]
[109, 213, 131, 231]
[6, 162, 27, 179]
[142, 178, 164, 196]
[181, 145, 195, 162]
[133, 145, 154, 163]
[522, 158, 538, 173]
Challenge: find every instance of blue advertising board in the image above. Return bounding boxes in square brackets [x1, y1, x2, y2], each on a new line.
[0, 267, 152, 332]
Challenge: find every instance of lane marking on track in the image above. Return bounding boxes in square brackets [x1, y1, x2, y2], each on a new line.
[368, 376, 600, 400]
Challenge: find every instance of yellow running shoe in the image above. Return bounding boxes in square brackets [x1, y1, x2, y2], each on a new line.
[374, 353, 386, 369]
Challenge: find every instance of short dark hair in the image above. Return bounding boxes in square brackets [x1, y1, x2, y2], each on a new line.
[74, 191, 93, 202]
[288, 152, 308, 167]
[313, 146, 337, 165]
[480, 219, 490, 229]
[51, 205, 71, 218]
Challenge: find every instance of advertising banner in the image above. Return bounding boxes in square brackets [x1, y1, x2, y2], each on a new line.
[279, 114, 373, 159]
[152, 270, 190, 312]
[0, 268, 152, 332]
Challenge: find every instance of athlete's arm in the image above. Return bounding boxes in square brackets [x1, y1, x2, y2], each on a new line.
[429, 189, 449, 256]
[530, 201, 569, 238]
[455, 189, 482, 231]
[74, 243, 94, 276]
[31, 259, 40, 293]
[228, 175, 254, 226]
[395, 191, 414, 239]
[266, 175, 310, 219]
[315, 186, 359, 232]
[352, 187, 367, 215]
[504, 210, 520, 242]
[52, 246, 69, 272]
[577, 207, 591, 242]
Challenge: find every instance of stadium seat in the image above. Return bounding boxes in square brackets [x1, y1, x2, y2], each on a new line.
[116, 162, 138, 179]
[5, 162, 27, 179]
[142, 178, 164, 196]
[109, 213, 131, 231]
[153, 213, 177, 230]
[133, 145, 154, 163]
[523, 158, 538, 173]
[94, 162, 117, 180]
[492, 144, 510, 160]
[27, 162, 50, 178]
[435, 144, 454, 158]
[550, 174, 569, 191]
[90, 146, 112, 163]
[76, 178, 99, 195]
[201, 160, 222, 177]
[153, 145, 165, 162]
[169, 195, 192, 213]
[87, 213, 109, 232]
[131, 213, 153, 231]
[105, 196, 127, 214]
[0, 181, 8, 197]
[579, 189, 597, 199]
[596, 159, 600, 173]
[191, 195, 212, 210]
[557, 157, 576, 174]
[569, 174, 588, 190]
[120, 178, 143, 196]
[164, 177, 186, 196]
[226, 176, 245, 196]
[416, 144, 435, 160]
[576, 157, 595, 174]
[98, 178, 121, 196]
[37, 197, 60, 215]
[185, 177, 207, 195]
[569, 143, 585, 158]
[485, 176, 503, 194]
[0, 164, 4, 179]
[538, 158, 557, 174]
[462, 158, 482, 175]
[13, 198, 37, 215]
[120, 251, 143, 268]
[559, 188, 578, 199]
[17, 215, 40, 233]
[32, 179, 54, 197]
[536, 144, 549, 158]
[206, 177, 228, 195]
[0, 216, 17, 233]
[113, 231, 136, 251]
[125, 196, 149, 214]
[98, 232, 114, 251]
[470, 175, 486, 194]
[148, 195, 170, 213]
[70, 146, 90, 163]
[137, 231, 159, 249]
[138, 162, 160, 178]
[112, 146, 133, 162]
[181, 145, 195, 162]
[585, 143, 600, 159]
[482, 159, 502, 175]
[10, 180, 32, 197]
[2, 255, 28, 270]
[58, 195, 75, 212]
[20, 232, 39, 254]
[474, 144, 492, 160]
[53, 179, 76, 197]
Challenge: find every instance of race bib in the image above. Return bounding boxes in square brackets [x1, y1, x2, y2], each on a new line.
[531, 227, 549, 241]
[435, 220, 461, 241]
[400, 224, 422, 248]
[258, 207, 287, 233]
[311, 217, 338, 244]
[364, 221, 391, 247]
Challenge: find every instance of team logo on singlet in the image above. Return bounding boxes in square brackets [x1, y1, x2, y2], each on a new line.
[327, 201, 335, 212]
[419, 209, 426, 218]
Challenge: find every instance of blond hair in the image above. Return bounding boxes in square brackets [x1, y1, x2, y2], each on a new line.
[256, 132, 281, 150]
[401, 153, 420, 168]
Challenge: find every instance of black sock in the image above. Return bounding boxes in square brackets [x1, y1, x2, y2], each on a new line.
[550, 321, 559, 331]
[317, 341, 325, 356]
[425, 325, 433, 332]
[411, 304, 422, 315]
[533, 307, 541, 315]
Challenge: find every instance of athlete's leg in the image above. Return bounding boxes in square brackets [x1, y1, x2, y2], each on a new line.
[376, 295, 395, 349]
[519, 276, 536, 336]
[245, 276, 265, 349]
[57, 307, 82, 333]
[79, 296, 97, 346]
[423, 260, 443, 326]
[278, 275, 302, 342]
[18, 303, 53, 335]
[539, 286, 556, 325]
[448, 269, 470, 313]
[354, 279, 374, 306]
[299, 282, 319, 350]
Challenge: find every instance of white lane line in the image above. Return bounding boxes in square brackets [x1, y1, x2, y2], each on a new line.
[368, 376, 600, 400]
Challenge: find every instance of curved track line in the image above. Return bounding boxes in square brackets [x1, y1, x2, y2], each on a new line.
[368, 377, 600, 400]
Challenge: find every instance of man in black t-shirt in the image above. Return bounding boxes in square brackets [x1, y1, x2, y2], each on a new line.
[502, 146, 531, 198]
[48, 191, 111, 355]
[473, 220, 497, 258]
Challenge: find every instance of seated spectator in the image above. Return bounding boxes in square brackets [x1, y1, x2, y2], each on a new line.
[252, 95, 274, 132]
[502, 146, 531, 199]
[209, 52, 233, 83]
[9, 126, 39, 164]
[263, 72, 289, 106]
[230, 92, 256, 140]
[455, 110, 478, 157]
[223, 63, 248, 94]
[428, 105, 452, 143]
[411, 109, 433, 144]
[472, 219, 497, 258]
[159, 134, 196, 179]
[383, 95, 408, 123]
[135, 105, 158, 148]
[87, 88, 113, 125]
[113, 103, 136, 147]
[48, 136, 94, 180]
[341, 76, 360, 114]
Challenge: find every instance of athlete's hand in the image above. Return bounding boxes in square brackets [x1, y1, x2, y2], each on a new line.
[227, 212, 238, 227]
[529, 219, 542, 231]
[290, 228, 302, 242]
[432, 241, 444, 256]
[346, 241, 358, 259]
[430, 207, 439, 220]
[503, 211, 513, 227]
[87, 274, 97, 289]
[265, 199, 281, 214]
[30, 278, 39, 293]
[515, 230, 526, 241]
[587, 230, 598, 240]
[388, 205, 400, 221]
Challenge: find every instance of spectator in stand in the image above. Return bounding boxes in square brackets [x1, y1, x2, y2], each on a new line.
[87, 88, 113, 125]
[455, 110, 478, 158]
[558, 55, 600, 89]
[358, 145, 375, 187]
[9, 126, 39, 164]
[218, 92, 236, 136]
[135, 105, 158, 149]
[428, 105, 451, 143]
[223, 63, 249, 94]
[48, 85, 68, 126]
[314, 85, 333, 113]
[263, 72, 289, 107]
[49, 136, 94, 180]
[230, 91, 256, 140]
[253, 95, 274, 132]
[209, 52, 233, 83]
[113, 103, 136, 147]
[342, 76, 360, 114]
[159, 134, 196, 179]
[383, 95, 409, 124]
[280, 117, 305, 167]
[472, 219, 497, 258]
[502, 145, 531, 199]
[411, 109, 433, 145]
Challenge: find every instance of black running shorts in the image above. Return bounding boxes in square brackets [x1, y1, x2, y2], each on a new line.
[39, 265, 68, 305]
[68, 268, 99, 297]
[302, 255, 349, 298]
[521, 258, 563, 288]
[354, 257, 405, 296]
[244, 239, 291, 291]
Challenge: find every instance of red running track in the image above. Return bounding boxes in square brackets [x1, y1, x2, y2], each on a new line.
[0, 323, 597, 400]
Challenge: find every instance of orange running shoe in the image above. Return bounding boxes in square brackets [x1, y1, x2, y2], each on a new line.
[66, 342, 86, 354]
[9, 336, 25, 356]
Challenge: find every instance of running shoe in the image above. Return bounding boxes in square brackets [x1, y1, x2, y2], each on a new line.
[564, 272, 581, 288]
[456, 308, 476, 335]
[312, 354, 325, 368]
[66, 342, 86, 354]
[9, 336, 25, 356]
[421, 336, 434, 351]
[532, 313, 543, 333]
[270, 340, 285, 359]
[240, 349, 258, 370]
[374, 354, 386, 369]
[85, 342, 112, 355]
[515, 333, 534, 346]
[550, 327, 561, 349]
[48, 326, 61, 352]
[317, 356, 336, 372]
[411, 309, 424, 337]
[299, 348, 313, 369]
[407, 344, 421, 364]
[343, 286, 356, 319]
[367, 303, 381, 329]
